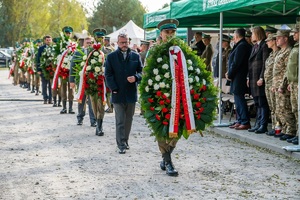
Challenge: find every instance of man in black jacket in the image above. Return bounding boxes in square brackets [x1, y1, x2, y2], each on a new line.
[105, 33, 143, 154]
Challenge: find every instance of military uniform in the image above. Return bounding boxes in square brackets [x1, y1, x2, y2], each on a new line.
[273, 30, 296, 137]
[201, 34, 213, 72]
[264, 34, 279, 131]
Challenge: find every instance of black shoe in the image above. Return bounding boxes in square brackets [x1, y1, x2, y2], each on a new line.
[95, 130, 104, 136]
[248, 125, 259, 132]
[292, 137, 299, 145]
[280, 134, 295, 141]
[266, 129, 275, 136]
[274, 132, 284, 138]
[60, 109, 67, 114]
[48, 100, 52, 104]
[53, 103, 57, 107]
[255, 126, 268, 134]
[68, 109, 75, 114]
[43, 100, 47, 104]
[165, 162, 178, 176]
[287, 136, 297, 143]
[160, 161, 166, 171]
[90, 122, 97, 127]
[77, 121, 83, 125]
[105, 108, 113, 113]
[58, 104, 62, 107]
[118, 148, 126, 154]
[125, 142, 130, 150]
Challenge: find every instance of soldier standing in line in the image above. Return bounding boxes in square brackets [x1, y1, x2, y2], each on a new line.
[285, 26, 299, 145]
[271, 30, 296, 140]
[102, 36, 115, 113]
[31, 39, 42, 94]
[201, 34, 213, 72]
[139, 40, 150, 65]
[264, 34, 280, 136]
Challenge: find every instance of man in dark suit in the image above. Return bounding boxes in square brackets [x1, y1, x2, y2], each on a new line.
[105, 33, 143, 154]
[226, 28, 252, 130]
[191, 32, 206, 56]
[70, 36, 96, 127]
[36, 35, 52, 104]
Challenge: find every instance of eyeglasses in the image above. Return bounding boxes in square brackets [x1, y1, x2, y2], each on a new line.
[118, 41, 128, 45]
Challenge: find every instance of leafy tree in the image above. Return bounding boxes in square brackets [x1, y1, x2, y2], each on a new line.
[88, 0, 146, 34]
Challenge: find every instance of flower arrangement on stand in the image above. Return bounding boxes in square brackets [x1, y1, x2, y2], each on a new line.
[40, 45, 55, 80]
[139, 37, 218, 140]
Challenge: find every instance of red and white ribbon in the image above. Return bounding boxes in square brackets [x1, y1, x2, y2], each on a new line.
[169, 46, 196, 138]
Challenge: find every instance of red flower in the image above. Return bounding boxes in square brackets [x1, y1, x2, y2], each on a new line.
[165, 114, 171, 120]
[196, 102, 201, 108]
[203, 97, 207, 102]
[199, 107, 204, 113]
[148, 98, 154, 103]
[162, 121, 168, 126]
[201, 85, 207, 91]
[194, 94, 200, 100]
[85, 84, 90, 89]
[159, 100, 165, 105]
[155, 114, 161, 121]
[156, 91, 162, 97]
[89, 72, 95, 79]
[166, 99, 171, 104]
[190, 89, 195, 95]
[162, 107, 168, 113]
[150, 107, 155, 111]
[98, 92, 101, 96]
[197, 114, 201, 119]
[97, 79, 102, 85]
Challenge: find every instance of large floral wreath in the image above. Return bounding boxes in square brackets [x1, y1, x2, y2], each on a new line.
[18, 45, 32, 73]
[139, 37, 218, 140]
[76, 43, 106, 103]
[40, 45, 55, 80]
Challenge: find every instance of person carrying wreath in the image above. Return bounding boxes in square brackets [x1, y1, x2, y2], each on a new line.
[139, 19, 217, 176]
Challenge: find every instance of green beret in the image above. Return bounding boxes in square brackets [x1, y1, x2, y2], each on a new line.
[157, 19, 179, 31]
[62, 26, 73, 33]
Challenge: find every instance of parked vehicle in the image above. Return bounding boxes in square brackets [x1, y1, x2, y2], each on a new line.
[0, 50, 12, 67]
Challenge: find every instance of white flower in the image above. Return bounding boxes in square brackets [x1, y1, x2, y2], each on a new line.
[196, 68, 201, 74]
[157, 58, 163, 63]
[202, 79, 206, 85]
[189, 78, 193, 83]
[102, 67, 105, 72]
[172, 55, 177, 60]
[79, 69, 83, 76]
[164, 72, 170, 79]
[159, 82, 166, 88]
[188, 66, 193, 70]
[162, 64, 169, 69]
[166, 84, 170, 88]
[91, 59, 97, 64]
[195, 76, 199, 82]
[153, 68, 159, 75]
[164, 93, 170, 97]
[148, 79, 153, 86]
[145, 86, 149, 92]
[86, 65, 91, 71]
[82, 55, 87, 60]
[95, 66, 101, 72]
[155, 75, 161, 81]
[190, 85, 193, 89]
[187, 60, 193, 65]
[93, 51, 99, 56]
[169, 46, 174, 51]
[98, 57, 103, 63]
[81, 61, 85, 66]
[154, 83, 160, 90]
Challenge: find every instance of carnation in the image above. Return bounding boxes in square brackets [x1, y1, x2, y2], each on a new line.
[189, 78, 193, 83]
[162, 64, 169, 69]
[187, 60, 193, 65]
[157, 58, 163, 63]
[148, 79, 153, 86]
[164, 72, 170, 79]
[93, 51, 99, 56]
[166, 84, 170, 88]
[153, 83, 160, 90]
[155, 75, 161, 81]
[202, 79, 206, 85]
[145, 86, 149, 92]
[91, 59, 97, 64]
[195, 76, 199, 82]
[188, 66, 193, 71]
[159, 82, 166, 88]
[153, 68, 159, 75]
[196, 68, 201, 74]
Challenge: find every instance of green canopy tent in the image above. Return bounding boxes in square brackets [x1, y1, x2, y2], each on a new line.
[143, 6, 171, 29]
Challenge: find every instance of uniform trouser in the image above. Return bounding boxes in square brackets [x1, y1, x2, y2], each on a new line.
[20, 71, 26, 83]
[41, 76, 52, 100]
[27, 72, 34, 85]
[51, 79, 61, 97]
[13, 63, 19, 85]
[265, 85, 276, 129]
[114, 103, 135, 150]
[290, 82, 298, 136]
[275, 91, 296, 135]
[90, 95, 105, 120]
[34, 73, 40, 88]
[78, 94, 96, 124]
[157, 139, 177, 155]
[61, 81, 74, 101]
[106, 92, 112, 109]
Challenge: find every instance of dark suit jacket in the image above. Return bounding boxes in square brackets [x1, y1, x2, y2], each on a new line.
[36, 44, 46, 75]
[227, 38, 252, 95]
[248, 40, 270, 97]
[104, 48, 143, 103]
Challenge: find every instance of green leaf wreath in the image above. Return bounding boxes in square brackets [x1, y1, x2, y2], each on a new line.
[40, 45, 56, 80]
[139, 37, 218, 141]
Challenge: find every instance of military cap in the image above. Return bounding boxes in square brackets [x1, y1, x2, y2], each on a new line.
[265, 33, 276, 42]
[35, 39, 42, 43]
[140, 40, 150, 46]
[291, 25, 299, 33]
[202, 34, 211, 39]
[104, 36, 110, 41]
[265, 25, 277, 33]
[62, 26, 73, 33]
[157, 19, 179, 31]
[245, 31, 252, 37]
[53, 37, 59, 43]
[93, 28, 107, 37]
[274, 30, 290, 37]
[221, 34, 231, 42]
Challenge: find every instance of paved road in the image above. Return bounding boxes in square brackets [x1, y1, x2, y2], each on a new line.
[0, 69, 299, 199]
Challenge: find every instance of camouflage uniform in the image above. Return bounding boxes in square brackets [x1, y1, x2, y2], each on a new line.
[264, 49, 279, 129]
[273, 47, 296, 135]
[285, 42, 299, 135]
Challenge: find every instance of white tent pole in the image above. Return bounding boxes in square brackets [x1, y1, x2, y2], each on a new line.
[214, 12, 229, 127]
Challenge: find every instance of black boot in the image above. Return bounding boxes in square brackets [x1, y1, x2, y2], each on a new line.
[31, 86, 35, 93]
[68, 101, 75, 114]
[162, 152, 178, 176]
[35, 86, 39, 96]
[95, 119, 104, 136]
[58, 96, 62, 107]
[27, 83, 31, 91]
[53, 96, 57, 107]
[60, 101, 67, 114]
